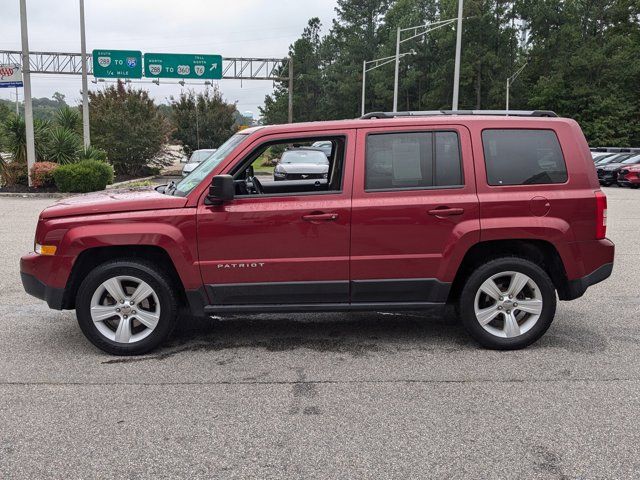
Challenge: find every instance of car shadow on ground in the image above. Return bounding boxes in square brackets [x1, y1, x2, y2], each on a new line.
[97, 303, 609, 364]
[101, 308, 478, 363]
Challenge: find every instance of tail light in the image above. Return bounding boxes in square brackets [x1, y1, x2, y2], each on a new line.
[595, 191, 607, 239]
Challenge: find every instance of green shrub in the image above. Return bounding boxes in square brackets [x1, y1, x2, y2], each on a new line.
[47, 126, 82, 164]
[53, 160, 114, 193]
[1, 161, 28, 186]
[30, 162, 59, 188]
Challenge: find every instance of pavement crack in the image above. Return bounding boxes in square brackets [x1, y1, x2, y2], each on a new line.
[0, 377, 636, 387]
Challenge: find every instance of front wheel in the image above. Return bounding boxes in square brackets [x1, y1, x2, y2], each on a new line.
[458, 257, 557, 350]
[76, 259, 178, 355]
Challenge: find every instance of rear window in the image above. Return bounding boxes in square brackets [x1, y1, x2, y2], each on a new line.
[365, 131, 462, 190]
[482, 129, 567, 186]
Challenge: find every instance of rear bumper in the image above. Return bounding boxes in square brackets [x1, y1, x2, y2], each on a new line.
[563, 262, 613, 300]
[20, 271, 65, 309]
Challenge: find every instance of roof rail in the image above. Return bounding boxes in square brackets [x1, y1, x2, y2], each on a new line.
[360, 110, 558, 119]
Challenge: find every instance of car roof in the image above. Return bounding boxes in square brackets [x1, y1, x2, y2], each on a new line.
[252, 115, 574, 136]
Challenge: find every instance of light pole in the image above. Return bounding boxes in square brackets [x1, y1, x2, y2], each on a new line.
[362, 52, 414, 116]
[506, 62, 528, 113]
[19, 0, 35, 186]
[452, 0, 464, 110]
[79, 0, 90, 148]
[392, 17, 458, 112]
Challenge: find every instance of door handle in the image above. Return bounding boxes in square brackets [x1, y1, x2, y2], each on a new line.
[302, 212, 339, 222]
[428, 207, 464, 217]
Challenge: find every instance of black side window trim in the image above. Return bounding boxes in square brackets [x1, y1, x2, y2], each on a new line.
[230, 134, 348, 198]
[363, 129, 465, 193]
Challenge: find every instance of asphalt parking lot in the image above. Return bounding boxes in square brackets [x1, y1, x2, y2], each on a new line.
[1, 187, 639, 479]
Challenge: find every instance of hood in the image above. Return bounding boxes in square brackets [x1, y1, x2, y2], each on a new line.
[622, 164, 640, 172]
[276, 163, 329, 174]
[40, 188, 188, 219]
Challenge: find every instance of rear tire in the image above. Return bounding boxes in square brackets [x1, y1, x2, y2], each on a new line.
[76, 259, 178, 355]
[458, 257, 556, 350]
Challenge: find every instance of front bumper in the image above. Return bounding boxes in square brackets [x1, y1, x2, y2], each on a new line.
[20, 252, 73, 310]
[20, 271, 65, 309]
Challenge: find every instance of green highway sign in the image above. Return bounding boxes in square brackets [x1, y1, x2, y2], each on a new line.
[144, 53, 223, 80]
[92, 50, 142, 78]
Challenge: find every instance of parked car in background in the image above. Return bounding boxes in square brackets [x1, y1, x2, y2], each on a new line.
[617, 164, 640, 188]
[182, 149, 217, 177]
[591, 152, 615, 163]
[595, 153, 631, 166]
[311, 140, 333, 157]
[597, 154, 640, 186]
[273, 147, 329, 181]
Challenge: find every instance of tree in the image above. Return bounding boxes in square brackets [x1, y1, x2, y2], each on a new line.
[170, 87, 236, 155]
[88, 81, 170, 175]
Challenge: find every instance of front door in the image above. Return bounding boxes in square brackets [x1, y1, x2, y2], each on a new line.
[196, 130, 355, 306]
[350, 124, 480, 304]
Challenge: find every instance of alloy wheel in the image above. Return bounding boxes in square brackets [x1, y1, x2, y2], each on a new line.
[473, 271, 543, 338]
[89, 275, 161, 344]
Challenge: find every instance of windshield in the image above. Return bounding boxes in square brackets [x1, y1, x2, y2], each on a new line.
[189, 150, 215, 163]
[174, 133, 248, 196]
[621, 155, 640, 164]
[598, 154, 628, 165]
[281, 150, 328, 164]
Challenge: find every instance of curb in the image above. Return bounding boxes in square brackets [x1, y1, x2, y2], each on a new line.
[0, 192, 71, 199]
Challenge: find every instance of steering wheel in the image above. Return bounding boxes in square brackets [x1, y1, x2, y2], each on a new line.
[252, 175, 264, 194]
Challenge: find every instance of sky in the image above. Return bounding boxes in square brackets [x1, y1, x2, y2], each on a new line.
[0, 0, 338, 118]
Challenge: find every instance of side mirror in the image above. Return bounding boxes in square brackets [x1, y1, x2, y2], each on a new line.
[206, 175, 235, 204]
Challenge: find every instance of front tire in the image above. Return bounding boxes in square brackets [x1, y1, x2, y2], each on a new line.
[76, 259, 178, 355]
[458, 257, 556, 350]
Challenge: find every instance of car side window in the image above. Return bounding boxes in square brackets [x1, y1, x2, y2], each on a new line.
[231, 136, 346, 197]
[482, 129, 568, 186]
[365, 131, 463, 191]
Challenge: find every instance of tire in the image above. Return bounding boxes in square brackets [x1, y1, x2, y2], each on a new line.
[76, 259, 178, 355]
[458, 257, 556, 350]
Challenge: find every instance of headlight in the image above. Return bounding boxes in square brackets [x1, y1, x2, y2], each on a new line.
[274, 171, 286, 177]
[322, 173, 328, 179]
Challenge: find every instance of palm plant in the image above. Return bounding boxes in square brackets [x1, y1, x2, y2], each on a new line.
[78, 145, 108, 162]
[3, 115, 51, 163]
[55, 106, 82, 132]
[47, 126, 81, 164]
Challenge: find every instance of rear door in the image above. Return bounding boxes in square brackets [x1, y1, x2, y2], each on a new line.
[350, 124, 480, 304]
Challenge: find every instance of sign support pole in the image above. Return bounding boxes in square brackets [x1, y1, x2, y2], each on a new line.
[288, 58, 293, 123]
[79, 0, 90, 148]
[19, 0, 35, 186]
[452, 0, 464, 110]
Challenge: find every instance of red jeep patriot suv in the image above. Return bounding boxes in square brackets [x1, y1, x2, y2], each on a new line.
[20, 110, 614, 355]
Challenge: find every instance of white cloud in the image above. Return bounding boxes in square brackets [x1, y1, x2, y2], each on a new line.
[1, 0, 337, 115]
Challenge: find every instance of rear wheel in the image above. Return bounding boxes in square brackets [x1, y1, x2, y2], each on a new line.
[76, 259, 178, 355]
[458, 257, 556, 350]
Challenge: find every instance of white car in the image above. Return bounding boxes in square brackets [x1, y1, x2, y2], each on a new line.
[273, 148, 329, 181]
[182, 149, 217, 177]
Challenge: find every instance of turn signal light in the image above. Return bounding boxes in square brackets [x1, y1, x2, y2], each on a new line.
[35, 243, 57, 256]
